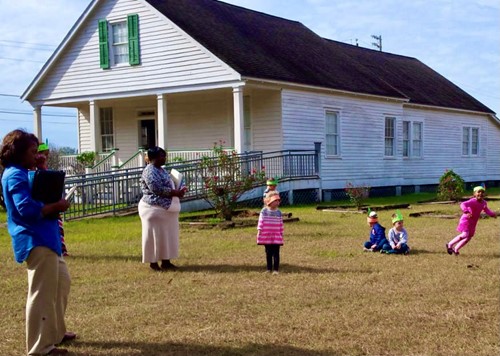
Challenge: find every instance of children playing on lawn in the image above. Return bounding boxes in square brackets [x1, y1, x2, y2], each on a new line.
[363, 210, 390, 252]
[257, 191, 284, 274]
[446, 185, 497, 255]
[385, 210, 410, 255]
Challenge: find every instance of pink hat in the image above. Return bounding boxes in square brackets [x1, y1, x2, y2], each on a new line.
[265, 191, 281, 205]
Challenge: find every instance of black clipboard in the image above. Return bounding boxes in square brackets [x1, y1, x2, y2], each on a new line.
[31, 170, 66, 204]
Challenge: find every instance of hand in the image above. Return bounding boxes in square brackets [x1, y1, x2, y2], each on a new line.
[371, 244, 377, 249]
[56, 198, 71, 212]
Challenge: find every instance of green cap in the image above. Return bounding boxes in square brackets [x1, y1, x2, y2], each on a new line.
[391, 210, 404, 224]
[38, 143, 49, 152]
[473, 185, 485, 193]
[266, 178, 278, 186]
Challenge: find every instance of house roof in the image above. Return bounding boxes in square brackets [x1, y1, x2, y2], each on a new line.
[146, 0, 494, 114]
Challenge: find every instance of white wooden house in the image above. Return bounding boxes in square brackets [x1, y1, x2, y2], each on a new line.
[22, 0, 500, 199]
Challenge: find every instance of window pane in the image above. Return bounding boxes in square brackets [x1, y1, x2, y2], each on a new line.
[325, 112, 338, 134]
[385, 117, 395, 156]
[471, 128, 479, 155]
[100, 108, 114, 151]
[402, 121, 410, 157]
[462, 127, 470, 155]
[112, 22, 128, 64]
[112, 23, 127, 44]
[412, 122, 422, 157]
[325, 111, 339, 155]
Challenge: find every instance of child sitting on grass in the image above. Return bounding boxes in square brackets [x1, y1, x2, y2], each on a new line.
[384, 210, 410, 255]
[363, 210, 390, 252]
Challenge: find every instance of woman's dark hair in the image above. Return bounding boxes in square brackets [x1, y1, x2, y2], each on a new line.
[147, 146, 166, 161]
[0, 129, 39, 168]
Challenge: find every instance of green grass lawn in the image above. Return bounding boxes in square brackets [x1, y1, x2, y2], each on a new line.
[0, 192, 499, 356]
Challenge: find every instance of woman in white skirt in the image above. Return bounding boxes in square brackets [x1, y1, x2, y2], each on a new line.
[138, 147, 186, 271]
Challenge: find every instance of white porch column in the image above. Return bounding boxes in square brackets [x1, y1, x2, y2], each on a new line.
[89, 100, 100, 152]
[33, 106, 42, 140]
[232, 86, 244, 153]
[157, 94, 168, 149]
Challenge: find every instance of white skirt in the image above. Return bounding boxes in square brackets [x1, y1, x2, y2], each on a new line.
[138, 198, 180, 263]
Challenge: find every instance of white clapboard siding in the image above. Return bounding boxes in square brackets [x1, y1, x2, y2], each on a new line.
[487, 118, 500, 180]
[251, 90, 282, 152]
[30, 0, 240, 101]
[166, 90, 233, 151]
[282, 89, 500, 189]
[77, 107, 92, 153]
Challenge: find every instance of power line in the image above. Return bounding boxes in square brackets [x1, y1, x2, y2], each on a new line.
[0, 117, 74, 125]
[0, 43, 54, 51]
[0, 93, 20, 98]
[0, 56, 46, 63]
[0, 40, 56, 48]
[0, 110, 75, 118]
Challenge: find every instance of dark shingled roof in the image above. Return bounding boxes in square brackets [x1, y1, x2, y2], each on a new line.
[145, 0, 494, 114]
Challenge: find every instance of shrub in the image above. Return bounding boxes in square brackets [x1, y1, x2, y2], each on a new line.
[76, 151, 97, 167]
[437, 169, 465, 201]
[200, 141, 266, 221]
[345, 182, 370, 210]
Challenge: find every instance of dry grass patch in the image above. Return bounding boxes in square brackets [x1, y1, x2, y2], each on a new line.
[0, 193, 499, 356]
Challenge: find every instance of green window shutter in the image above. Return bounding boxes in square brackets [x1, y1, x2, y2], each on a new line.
[98, 19, 110, 69]
[127, 14, 140, 65]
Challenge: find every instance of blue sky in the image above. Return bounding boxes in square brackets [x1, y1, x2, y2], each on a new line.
[0, 0, 498, 149]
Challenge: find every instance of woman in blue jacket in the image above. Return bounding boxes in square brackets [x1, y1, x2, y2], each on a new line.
[1, 129, 74, 355]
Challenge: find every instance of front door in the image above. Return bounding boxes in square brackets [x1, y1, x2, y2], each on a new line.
[139, 119, 156, 149]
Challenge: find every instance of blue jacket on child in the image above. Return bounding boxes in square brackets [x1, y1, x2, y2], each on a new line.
[366, 223, 390, 251]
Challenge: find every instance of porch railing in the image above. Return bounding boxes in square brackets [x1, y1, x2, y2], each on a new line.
[90, 149, 118, 174]
[63, 148, 320, 220]
[167, 148, 233, 163]
[118, 148, 146, 170]
[59, 152, 114, 176]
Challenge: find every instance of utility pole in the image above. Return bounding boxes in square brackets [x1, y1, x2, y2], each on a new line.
[371, 35, 382, 51]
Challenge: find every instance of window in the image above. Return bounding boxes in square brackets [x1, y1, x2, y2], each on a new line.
[402, 121, 410, 157]
[112, 22, 128, 65]
[325, 111, 340, 156]
[98, 14, 140, 69]
[462, 127, 479, 156]
[412, 122, 422, 157]
[100, 108, 114, 152]
[384, 117, 395, 156]
[402, 121, 423, 158]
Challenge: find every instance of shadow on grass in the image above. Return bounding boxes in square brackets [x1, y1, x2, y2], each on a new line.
[67, 254, 140, 262]
[407, 249, 500, 259]
[405, 248, 444, 255]
[170, 263, 374, 274]
[66, 256, 375, 274]
[71, 340, 346, 356]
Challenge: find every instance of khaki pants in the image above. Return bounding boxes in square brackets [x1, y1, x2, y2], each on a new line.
[26, 247, 71, 355]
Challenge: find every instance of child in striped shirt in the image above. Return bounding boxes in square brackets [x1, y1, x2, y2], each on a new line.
[257, 191, 284, 274]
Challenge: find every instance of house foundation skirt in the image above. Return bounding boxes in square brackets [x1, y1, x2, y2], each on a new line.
[138, 198, 180, 263]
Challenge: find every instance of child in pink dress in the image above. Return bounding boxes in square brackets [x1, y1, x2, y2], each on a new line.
[446, 186, 497, 255]
[257, 191, 284, 274]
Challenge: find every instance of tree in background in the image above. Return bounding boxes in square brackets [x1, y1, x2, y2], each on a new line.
[200, 142, 266, 221]
[437, 169, 465, 201]
[345, 181, 370, 210]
